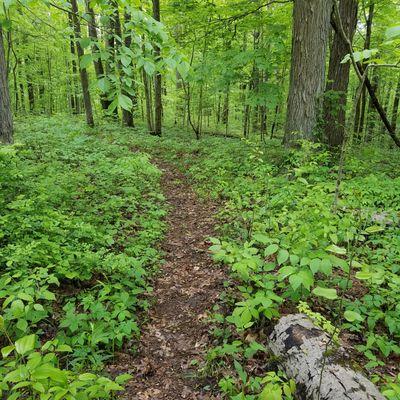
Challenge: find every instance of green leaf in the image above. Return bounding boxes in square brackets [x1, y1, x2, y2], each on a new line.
[79, 37, 91, 49]
[15, 334, 36, 355]
[18, 293, 33, 302]
[326, 244, 346, 255]
[121, 54, 131, 68]
[16, 318, 28, 332]
[80, 54, 92, 69]
[253, 233, 270, 244]
[41, 290, 55, 301]
[309, 258, 321, 274]
[56, 344, 72, 353]
[344, 310, 363, 322]
[265, 244, 279, 257]
[118, 94, 133, 111]
[364, 225, 384, 234]
[79, 373, 97, 381]
[386, 26, 400, 39]
[143, 60, 155, 76]
[355, 271, 373, 280]
[33, 364, 67, 383]
[1, 345, 15, 358]
[97, 77, 110, 93]
[289, 270, 313, 291]
[320, 258, 332, 275]
[115, 373, 132, 384]
[312, 286, 338, 300]
[277, 249, 289, 265]
[278, 265, 296, 280]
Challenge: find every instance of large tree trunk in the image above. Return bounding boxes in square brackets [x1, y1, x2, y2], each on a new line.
[0, 27, 13, 144]
[152, 0, 162, 136]
[284, 0, 332, 145]
[269, 314, 385, 400]
[323, 0, 358, 147]
[70, 0, 94, 127]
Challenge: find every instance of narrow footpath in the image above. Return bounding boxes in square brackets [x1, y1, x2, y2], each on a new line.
[124, 161, 225, 399]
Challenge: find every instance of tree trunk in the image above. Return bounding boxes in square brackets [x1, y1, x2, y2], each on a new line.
[70, 0, 94, 127]
[354, 3, 374, 139]
[270, 104, 279, 139]
[47, 50, 53, 115]
[251, 30, 260, 133]
[142, 68, 154, 133]
[0, 27, 13, 144]
[269, 314, 385, 400]
[284, 0, 332, 145]
[85, 0, 112, 111]
[67, 13, 79, 114]
[121, 10, 135, 127]
[323, 0, 358, 147]
[365, 71, 379, 141]
[391, 74, 400, 133]
[152, 0, 162, 136]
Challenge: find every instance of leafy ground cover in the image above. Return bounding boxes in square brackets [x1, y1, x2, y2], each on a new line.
[123, 125, 400, 399]
[1, 117, 400, 399]
[0, 117, 166, 399]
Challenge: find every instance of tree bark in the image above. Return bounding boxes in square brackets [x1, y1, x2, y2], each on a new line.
[354, 3, 374, 139]
[391, 74, 400, 133]
[121, 10, 135, 127]
[284, 0, 332, 145]
[323, 0, 358, 147]
[0, 27, 13, 144]
[365, 71, 379, 141]
[152, 0, 162, 136]
[269, 314, 385, 400]
[67, 12, 80, 114]
[142, 68, 154, 133]
[70, 0, 94, 127]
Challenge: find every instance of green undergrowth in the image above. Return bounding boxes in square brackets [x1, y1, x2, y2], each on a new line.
[0, 116, 166, 399]
[120, 124, 400, 399]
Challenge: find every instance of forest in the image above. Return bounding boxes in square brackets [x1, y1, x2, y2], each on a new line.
[0, 0, 400, 399]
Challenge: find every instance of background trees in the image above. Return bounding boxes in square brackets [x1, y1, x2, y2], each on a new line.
[0, 0, 398, 147]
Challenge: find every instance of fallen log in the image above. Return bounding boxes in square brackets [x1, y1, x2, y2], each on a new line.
[268, 314, 384, 400]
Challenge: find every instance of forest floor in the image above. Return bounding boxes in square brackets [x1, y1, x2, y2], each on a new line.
[121, 160, 225, 399]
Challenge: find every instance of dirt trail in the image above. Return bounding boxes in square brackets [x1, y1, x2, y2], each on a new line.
[123, 161, 225, 399]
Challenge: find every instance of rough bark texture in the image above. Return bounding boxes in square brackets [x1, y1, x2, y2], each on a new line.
[70, 0, 94, 127]
[323, 0, 358, 147]
[152, 0, 162, 136]
[0, 27, 13, 144]
[284, 0, 332, 145]
[269, 314, 385, 400]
